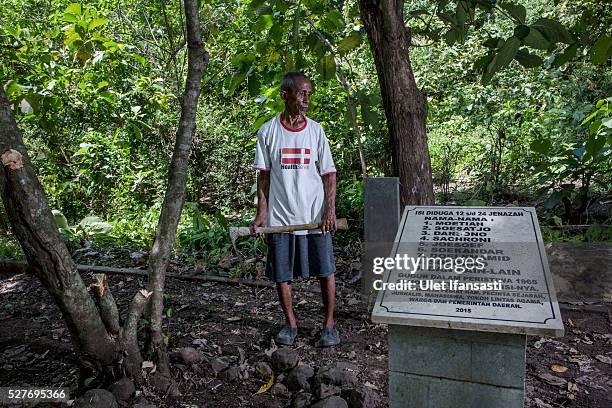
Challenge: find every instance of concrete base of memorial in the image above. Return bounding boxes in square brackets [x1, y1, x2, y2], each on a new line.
[388, 325, 526, 408]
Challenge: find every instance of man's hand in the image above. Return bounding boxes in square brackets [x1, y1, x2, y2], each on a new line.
[251, 216, 266, 237]
[321, 208, 336, 234]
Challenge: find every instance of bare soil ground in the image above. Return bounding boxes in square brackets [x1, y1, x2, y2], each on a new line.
[1, 268, 610, 407]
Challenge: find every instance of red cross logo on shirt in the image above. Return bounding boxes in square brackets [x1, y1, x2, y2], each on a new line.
[280, 148, 311, 165]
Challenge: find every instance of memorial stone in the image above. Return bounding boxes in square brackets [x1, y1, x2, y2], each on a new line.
[371, 206, 564, 408]
[363, 177, 400, 298]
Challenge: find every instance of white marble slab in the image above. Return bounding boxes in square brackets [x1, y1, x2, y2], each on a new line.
[371, 206, 564, 337]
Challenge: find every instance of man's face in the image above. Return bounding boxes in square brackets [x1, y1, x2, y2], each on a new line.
[281, 78, 312, 115]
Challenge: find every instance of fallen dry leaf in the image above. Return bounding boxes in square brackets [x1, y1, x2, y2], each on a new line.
[254, 374, 274, 395]
[551, 364, 568, 373]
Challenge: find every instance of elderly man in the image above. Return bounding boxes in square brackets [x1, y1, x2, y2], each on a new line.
[252, 72, 339, 347]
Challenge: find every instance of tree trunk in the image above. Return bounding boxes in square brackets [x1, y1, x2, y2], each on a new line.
[0, 89, 120, 373]
[146, 0, 209, 374]
[359, 0, 435, 206]
[0, 0, 207, 388]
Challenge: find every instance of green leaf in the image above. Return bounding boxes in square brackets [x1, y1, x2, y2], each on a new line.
[227, 72, 248, 94]
[551, 43, 578, 68]
[474, 52, 494, 70]
[322, 10, 344, 32]
[483, 38, 503, 49]
[456, 1, 468, 25]
[589, 35, 612, 64]
[513, 25, 529, 40]
[88, 17, 107, 31]
[489, 36, 520, 73]
[65, 3, 82, 16]
[317, 54, 336, 81]
[544, 191, 564, 209]
[515, 48, 543, 67]
[500, 2, 526, 24]
[269, 22, 283, 44]
[4, 80, 22, 99]
[531, 18, 572, 44]
[522, 27, 550, 50]
[530, 137, 552, 154]
[444, 29, 458, 46]
[585, 134, 606, 157]
[254, 14, 273, 33]
[337, 33, 361, 55]
[52, 210, 70, 230]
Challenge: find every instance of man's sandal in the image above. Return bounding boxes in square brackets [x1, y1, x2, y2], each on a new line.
[276, 326, 298, 346]
[319, 327, 340, 347]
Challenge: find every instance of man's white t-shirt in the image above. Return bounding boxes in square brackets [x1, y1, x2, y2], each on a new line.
[253, 115, 336, 235]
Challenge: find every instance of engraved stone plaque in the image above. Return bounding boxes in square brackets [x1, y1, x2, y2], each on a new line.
[371, 206, 564, 336]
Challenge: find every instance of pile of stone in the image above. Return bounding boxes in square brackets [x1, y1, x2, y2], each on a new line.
[265, 348, 379, 408]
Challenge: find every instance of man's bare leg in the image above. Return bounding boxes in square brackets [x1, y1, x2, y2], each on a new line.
[277, 281, 298, 327]
[319, 274, 336, 328]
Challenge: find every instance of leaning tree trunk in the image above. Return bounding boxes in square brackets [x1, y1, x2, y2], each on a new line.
[0, 0, 207, 388]
[146, 0, 208, 375]
[359, 0, 435, 206]
[0, 89, 121, 373]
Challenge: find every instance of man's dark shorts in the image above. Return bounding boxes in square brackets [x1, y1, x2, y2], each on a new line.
[266, 232, 336, 283]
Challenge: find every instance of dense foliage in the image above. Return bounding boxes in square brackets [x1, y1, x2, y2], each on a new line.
[1, 0, 610, 267]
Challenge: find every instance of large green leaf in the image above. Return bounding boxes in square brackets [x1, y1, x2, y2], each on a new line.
[585, 134, 606, 157]
[500, 2, 526, 24]
[522, 27, 549, 50]
[321, 10, 344, 32]
[65, 3, 82, 16]
[515, 48, 543, 68]
[531, 18, 572, 44]
[337, 33, 361, 55]
[88, 18, 107, 31]
[589, 35, 612, 64]
[317, 54, 336, 80]
[487, 36, 520, 76]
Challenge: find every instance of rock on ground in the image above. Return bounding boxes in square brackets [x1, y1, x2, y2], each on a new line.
[270, 382, 291, 398]
[314, 383, 341, 399]
[222, 365, 241, 382]
[108, 377, 135, 402]
[148, 372, 181, 397]
[315, 364, 358, 388]
[310, 395, 349, 408]
[271, 348, 299, 372]
[286, 364, 315, 391]
[341, 385, 379, 408]
[73, 389, 118, 408]
[178, 346, 204, 365]
[292, 391, 313, 408]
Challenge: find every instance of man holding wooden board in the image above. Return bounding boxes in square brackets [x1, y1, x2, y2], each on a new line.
[251, 72, 340, 347]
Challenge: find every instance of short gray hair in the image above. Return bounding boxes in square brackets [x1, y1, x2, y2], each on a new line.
[280, 72, 310, 93]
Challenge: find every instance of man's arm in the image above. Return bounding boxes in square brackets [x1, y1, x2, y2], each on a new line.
[252, 170, 270, 236]
[321, 172, 337, 233]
